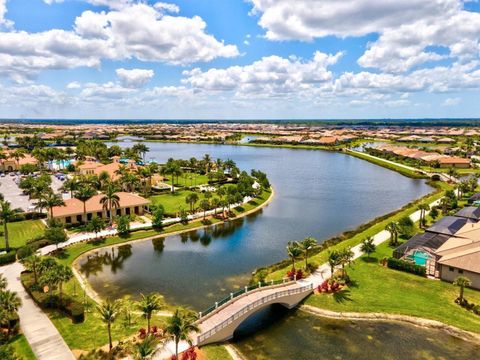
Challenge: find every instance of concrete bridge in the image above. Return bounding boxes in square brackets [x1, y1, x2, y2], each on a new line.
[194, 280, 313, 346]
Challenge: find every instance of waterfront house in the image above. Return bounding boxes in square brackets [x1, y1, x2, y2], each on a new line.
[77, 156, 137, 179]
[425, 216, 473, 237]
[50, 192, 149, 225]
[454, 206, 480, 221]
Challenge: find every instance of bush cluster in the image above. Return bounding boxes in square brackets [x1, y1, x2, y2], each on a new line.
[387, 257, 426, 276]
[0, 250, 16, 265]
[21, 271, 85, 323]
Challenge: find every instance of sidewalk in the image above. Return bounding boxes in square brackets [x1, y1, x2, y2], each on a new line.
[0, 262, 75, 360]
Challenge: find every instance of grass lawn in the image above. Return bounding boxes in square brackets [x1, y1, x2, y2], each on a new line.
[266, 184, 447, 281]
[201, 344, 233, 360]
[305, 241, 480, 333]
[47, 189, 272, 351]
[163, 172, 210, 187]
[10, 334, 35, 360]
[1, 219, 45, 249]
[149, 190, 209, 215]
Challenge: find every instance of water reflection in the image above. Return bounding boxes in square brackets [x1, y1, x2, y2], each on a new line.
[79, 244, 133, 276]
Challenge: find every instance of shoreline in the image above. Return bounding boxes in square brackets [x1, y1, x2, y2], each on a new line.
[70, 187, 275, 304]
[300, 305, 480, 345]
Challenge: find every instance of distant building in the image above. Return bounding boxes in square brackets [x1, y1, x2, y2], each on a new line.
[438, 157, 470, 168]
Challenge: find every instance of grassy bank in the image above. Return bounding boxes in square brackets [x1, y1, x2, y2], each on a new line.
[1, 219, 45, 248]
[47, 189, 272, 351]
[202, 344, 233, 360]
[344, 150, 426, 179]
[305, 241, 480, 333]
[10, 334, 35, 360]
[262, 182, 449, 282]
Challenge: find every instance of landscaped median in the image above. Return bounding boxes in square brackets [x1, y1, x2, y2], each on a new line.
[42, 188, 273, 353]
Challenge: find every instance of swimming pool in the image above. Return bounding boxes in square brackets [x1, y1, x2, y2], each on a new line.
[406, 250, 430, 266]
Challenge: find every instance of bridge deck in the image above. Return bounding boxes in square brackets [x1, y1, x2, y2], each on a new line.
[198, 282, 303, 332]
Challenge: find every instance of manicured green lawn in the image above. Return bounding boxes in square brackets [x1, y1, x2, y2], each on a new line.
[1, 219, 45, 248]
[163, 172, 210, 187]
[266, 184, 447, 281]
[305, 241, 480, 333]
[10, 334, 35, 360]
[149, 190, 209, 214]
[202, 344, 233, 360]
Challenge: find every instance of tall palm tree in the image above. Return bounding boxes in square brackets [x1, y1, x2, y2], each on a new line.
[286, 241, 302, 271]
[298, 237, 317, 270]
[453, 276, 471, 303]
[202, 154, 212, 173]
[21, 254, 42, 285]
[0, 290, 21, 335]
[11, 148, 26, 169]
[0, 200, 15, 251]
[165, 309, 199, 360]
[328, 250, 341, 276]
[120, 172, 140, 193]
[41, 191, 65, 218]
[100, 181, 120, 226]
[185, 193, 199, 213]
[61, 177, 78, 198]
[385, 221, 399, 246]
[199, 199, 210, 220]
[132, 143, 150, 163]
[137, 293, 162, 333]
[417, 203, 430, 228]
[74, 185, 96, 223]
[97, 300, 120, 351]
[57, 265, 73, 303]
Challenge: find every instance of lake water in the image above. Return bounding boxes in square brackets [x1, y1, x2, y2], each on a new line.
[78, 142, 432, 310]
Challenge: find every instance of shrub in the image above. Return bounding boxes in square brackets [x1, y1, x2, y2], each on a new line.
[0, 250, 16, 265]
[387, 257, 426, 276]
[473, 305, 480, 315]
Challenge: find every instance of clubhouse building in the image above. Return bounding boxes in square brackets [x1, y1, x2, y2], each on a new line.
[50, 192, 149, 225]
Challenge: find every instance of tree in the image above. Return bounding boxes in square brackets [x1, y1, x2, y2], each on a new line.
[417, 203, 430, 228]
[210, 197, 220, 216]
[165, 309, 199, 360]
[41, 192, 65, 218]
[328, 250, 341, 276]
[61, 177, 78, 198]
[385, 221, 399, 246]
[131, 334, 159, 360]
[74, 186, 97, 223]
[360, 237, 376, 258]
[44, 226, 68, 250]
[97, 300, 120, 352]
[21, 254, 42, 285]
[57, 265, 73, 302]
[100, 181, 120, 225]
[0, 200, 16, 251]
[286, 241, 302, 271]
[398, 216, 416, 238]
[339, 247, 354, 276]
[298, 237, 317, 270]
[185, 193, 199, 213]
[137, 293, 162, 333]
[199, 199, 210, 221]
[87, 216, 106, 239]
[132, 143, 150, 163]
[118, 296, 135, 328]
[117, 215, 130, 237]
[11, 149, 26, 169]
[151, 204, 164, 229]
[429, 207, 439, 220]
[453, 276, 471, 303]
[0, 290, 21, 336]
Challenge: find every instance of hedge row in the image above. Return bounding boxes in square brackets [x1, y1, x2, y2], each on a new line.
[387, 257, 426, 276]
[0, 250, 16, 265]
[16, 239, 51, 260]
[20, 272, 85, 323]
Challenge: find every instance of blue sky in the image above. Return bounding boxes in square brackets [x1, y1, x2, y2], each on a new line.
[0, 0, 479, 119]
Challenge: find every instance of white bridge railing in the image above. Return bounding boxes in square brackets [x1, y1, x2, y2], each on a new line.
[197, 283, 313, 344]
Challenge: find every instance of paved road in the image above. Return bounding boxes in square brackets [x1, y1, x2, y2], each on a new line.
[0, 262, 75, 360]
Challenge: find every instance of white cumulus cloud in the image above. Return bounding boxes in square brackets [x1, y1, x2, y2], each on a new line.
[116, 68, 155, 88]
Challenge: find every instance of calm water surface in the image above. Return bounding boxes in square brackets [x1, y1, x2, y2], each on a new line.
[78, 142, 432, 310]
[234, 307, 480, 360]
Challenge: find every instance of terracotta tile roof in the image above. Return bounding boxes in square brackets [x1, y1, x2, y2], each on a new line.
[51, 192, 149, 217]
[438, 157, 470, 165]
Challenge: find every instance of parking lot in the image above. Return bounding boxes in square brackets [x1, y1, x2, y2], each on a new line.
[0, 174, 70, 212]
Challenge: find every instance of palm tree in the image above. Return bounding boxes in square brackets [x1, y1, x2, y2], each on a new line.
[417, 203, 430, 228]
[211, 197, 220, 216]
[21, 254, 42, 284]
[11, 149, 26, 169]
[61, 177, 78, 198]
[137, 293, 162, 333]
[298, 236, 317, 270]
[100, 181, 120, 225]
[199, 199, 210, 220]
[385, 221, 399, 246]
[42, 191, 65, 218]
[0, 290, 21, 335]
[120, 172, 140, 193]
[132, 143, 150, 163]
[131, 334, 159, 360]
[202, 154, 212, 173]
[74, 185, 96, 223]
[165, 309, 199, 360]
[286, 241, 302, 271]
[360, 237, 376, 258]
[185, 193, 199, 213]
[453, 276, 471, 303]
[97, 300, 120, 352]
[328, 250, 341, 276]
[58, 265, 73, 303]
[87, 216, 106, 239]
[0, 200, 15, 251]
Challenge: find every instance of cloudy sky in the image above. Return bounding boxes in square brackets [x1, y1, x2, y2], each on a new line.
[0, 0, 479, 119]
